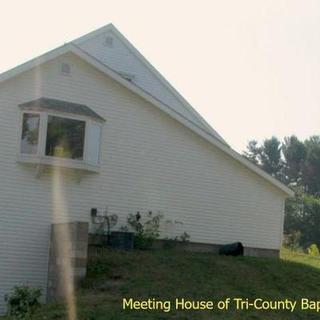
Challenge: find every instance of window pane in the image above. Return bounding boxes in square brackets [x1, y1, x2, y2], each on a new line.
[86, 123, 101, 164]
[45, 116, 85, 160]
[21, 113, 40, 154]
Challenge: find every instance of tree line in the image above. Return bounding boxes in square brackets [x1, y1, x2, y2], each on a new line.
[243, 135, 320, 249]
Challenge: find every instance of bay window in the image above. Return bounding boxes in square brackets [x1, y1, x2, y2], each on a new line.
[18, 98, 104, 172]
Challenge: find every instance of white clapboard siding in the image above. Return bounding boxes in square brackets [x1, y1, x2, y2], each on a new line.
[0, 53, 285, 313]
[78, 30, 197, 124]
[76, 27, 226, 144]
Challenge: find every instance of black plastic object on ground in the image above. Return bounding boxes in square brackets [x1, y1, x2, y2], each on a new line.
[218, 242, 244, 256]
[108, 231, 134, 251]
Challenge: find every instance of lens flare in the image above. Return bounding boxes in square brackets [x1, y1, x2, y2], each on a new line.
[52, 164, 77, 320]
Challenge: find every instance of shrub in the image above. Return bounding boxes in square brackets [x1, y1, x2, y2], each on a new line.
[92, 207, 118, 237]
[163, 232, 191, 250]
[179, 232, 190, 243]
[127, 211, 163, 250]
[283, 231, 302, 251]
[5, 285, 42, 319]
[307, 244, 320, 256]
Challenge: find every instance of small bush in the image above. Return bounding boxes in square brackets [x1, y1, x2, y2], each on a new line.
[5, 285, 42, 319]
[163, 232, 191, 250]
[307, 244, 320, 256]
[179, 232, 190, 243]
[283, 231, 302, 251]
[127, 211, 163, 250]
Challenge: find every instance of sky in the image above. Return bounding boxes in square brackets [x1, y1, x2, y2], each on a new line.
[1, 0, 319, 152]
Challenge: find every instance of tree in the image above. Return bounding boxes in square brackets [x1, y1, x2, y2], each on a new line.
[244, 135, 320, 249]
[243, 140, 260, 165]
[243, 137, 283, 179]
[282, 135, 306, 185]
[284, 186, 304, 236]
[260, 137, 283, 178]
[302, 136, 320, 195]
[284, 190, 320, 249]
[299, 195, 320, 248]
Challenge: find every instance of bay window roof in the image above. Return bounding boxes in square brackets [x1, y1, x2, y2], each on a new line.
[19, 97, 105, 122]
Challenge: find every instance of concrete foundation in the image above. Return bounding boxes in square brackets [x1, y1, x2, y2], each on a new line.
[243, 246, 279, 258]
[157, 240, 279, 257]
[88, 235, 279, 258]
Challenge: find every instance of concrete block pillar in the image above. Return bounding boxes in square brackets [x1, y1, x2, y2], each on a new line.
[47, 221, 89, 301]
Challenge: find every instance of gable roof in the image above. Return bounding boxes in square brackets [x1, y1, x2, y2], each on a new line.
[73, 24, 227, 145]
[19, 97, 105, 121]
[0, 27, 293, 197]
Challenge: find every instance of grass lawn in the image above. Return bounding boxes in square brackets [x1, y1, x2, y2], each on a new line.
[3, 247, 320, 319]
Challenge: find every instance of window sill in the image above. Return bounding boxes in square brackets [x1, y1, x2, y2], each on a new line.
[17, 154, 100, 173]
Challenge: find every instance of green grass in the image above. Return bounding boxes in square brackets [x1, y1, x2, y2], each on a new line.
[4, 247, 320, 319]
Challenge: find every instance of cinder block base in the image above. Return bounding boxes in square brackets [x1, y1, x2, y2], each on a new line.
[47, 222, 89, 302]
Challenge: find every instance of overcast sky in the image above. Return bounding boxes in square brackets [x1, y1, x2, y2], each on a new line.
[1, 0, 319, 152]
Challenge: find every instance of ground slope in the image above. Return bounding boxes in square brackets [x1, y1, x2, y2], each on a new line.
[4, 248, 320, 319]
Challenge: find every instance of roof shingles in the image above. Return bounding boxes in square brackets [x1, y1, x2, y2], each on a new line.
[19, 97, 105, 121]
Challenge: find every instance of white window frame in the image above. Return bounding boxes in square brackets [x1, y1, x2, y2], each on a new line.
[85, 119, 103, 165]
[17, 110, 103, 172]
[18, 110, 42, 156]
